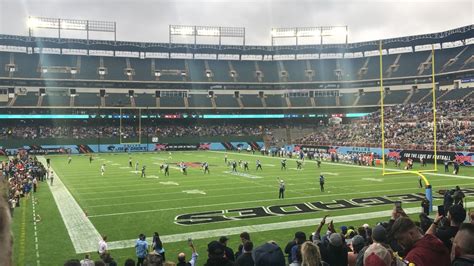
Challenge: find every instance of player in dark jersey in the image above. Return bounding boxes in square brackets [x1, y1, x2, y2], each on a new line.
[68, 155, 72, 164]
[203, 162, 210, 174]
[141, 166, 146, 178]
[232, 161, 238, 172]
[281, 159, 287, 170]
[316, 158, 321, 168]
[164, 164, 169, 176]
[129, 157, 133, 167]
[296, 160, 302, 170]
[256, 160, 262, 171]
[319, 175, 325, 192]
[243, 161, 249, 171]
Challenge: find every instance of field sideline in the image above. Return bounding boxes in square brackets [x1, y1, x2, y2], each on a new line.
[12, 151, 474, 265]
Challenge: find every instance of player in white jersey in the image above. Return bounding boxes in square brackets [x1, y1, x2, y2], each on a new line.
[101, 164, 106, 176]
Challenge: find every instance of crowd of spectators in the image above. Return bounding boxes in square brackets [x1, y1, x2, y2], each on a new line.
[298, 99, 473, 151]
[58, 194, 474, 266]
[2, 151, 47, 218]
[0, 124, 272, 140]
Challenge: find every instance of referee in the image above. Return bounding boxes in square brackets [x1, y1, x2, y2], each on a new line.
[319, 175, 325, 192]
[278, 179, 285, 199]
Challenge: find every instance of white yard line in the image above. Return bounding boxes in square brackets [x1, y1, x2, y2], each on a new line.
[38, 156, 102, 254]
[106, 201, 474, 251]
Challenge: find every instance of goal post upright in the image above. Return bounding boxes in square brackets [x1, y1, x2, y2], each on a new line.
[378, 41, 439, 212]
[119, 107, 142, 145]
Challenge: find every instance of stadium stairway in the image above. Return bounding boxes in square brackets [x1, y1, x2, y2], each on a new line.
[260, 96, 267, 108]
[237, 97, 244, 108]
[37, 94, 43, 107]
[7, 95, 17, 107]
[69, 96, 75, 107]
[462, 90, 474, 100]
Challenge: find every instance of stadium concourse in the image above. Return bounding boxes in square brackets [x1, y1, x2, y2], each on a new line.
[0, 17, 474, 266]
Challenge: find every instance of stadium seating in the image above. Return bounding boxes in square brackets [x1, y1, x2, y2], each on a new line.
[187, 94, 213, 108]
[13, 92, 38, 106]
[159, 96, 185, 108]
[240, 94, 263, 108]
[215, 94, 239, 108]
[265, 94, 288, 108]
[74, 93, 101, 107]
[42, 94, 70, 107]
[134, 94, 157, 108]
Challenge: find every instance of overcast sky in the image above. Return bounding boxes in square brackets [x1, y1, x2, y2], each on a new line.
[0, 0, 472, 45]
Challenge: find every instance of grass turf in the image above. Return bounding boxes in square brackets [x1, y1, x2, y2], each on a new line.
[12, 151, 474, 265]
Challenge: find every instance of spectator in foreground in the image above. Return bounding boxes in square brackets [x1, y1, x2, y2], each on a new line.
[235, 232, 250, 259]
[0, 183, 12, 266]
[79, 254, 94, 266]
[135, 234, 148, 266]
[152, 232, 166, 261]
[253, 241, 285, 266]
[426, 204, 466, 250]
[235, 241, 254, 266]
[363, 243, 393, 266]
[124, 258, 136, 266]
[98, 235, 108, 259]
[451, 223, 474, 265]
[301, 241, 325, 266]
[204, 241, 234, 266]
[391, 216, 450, 266]
[176, 241, 198, 266]
[219, 236, 235, 262]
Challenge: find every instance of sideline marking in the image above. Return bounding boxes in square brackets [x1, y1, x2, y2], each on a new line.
[106, 201, 474, 251]
[32, 194, 41, 266]
[38, 157, 102, 254]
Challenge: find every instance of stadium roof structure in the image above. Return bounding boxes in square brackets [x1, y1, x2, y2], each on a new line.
[0, 25, 472, 55]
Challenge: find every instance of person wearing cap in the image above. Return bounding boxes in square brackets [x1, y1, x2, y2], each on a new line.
[253, 241, 285, 266]
[363, 242, 393, 266]
[391, 216, 450, 266]
[348, 235, 366, 266]
[323, 232, 348, 266]
[426, 204, 467, 250]
[284, 231, 306, 264]
[290, 232, 307, 265]
[356, 224, 387, 266]
[451, 223, 474, 266]
[204, 240, 234, 266]
[219, 236, 235, 262]
[177, 241, 198, 266]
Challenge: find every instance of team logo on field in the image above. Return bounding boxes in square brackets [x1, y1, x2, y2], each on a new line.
[174, 189, 474, 225]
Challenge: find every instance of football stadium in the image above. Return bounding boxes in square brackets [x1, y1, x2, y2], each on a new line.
[0, 1, 473, 265]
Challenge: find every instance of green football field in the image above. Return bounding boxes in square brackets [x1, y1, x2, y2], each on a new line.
[11, 151, 474, 265]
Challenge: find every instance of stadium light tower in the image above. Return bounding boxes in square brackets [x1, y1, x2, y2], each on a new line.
[169, 25, 245, 47]
[271, 26, 348, 46]
[27, 16, 117, 41]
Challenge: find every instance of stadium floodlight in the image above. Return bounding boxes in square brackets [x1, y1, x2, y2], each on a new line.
[271, 26, 348, 46]
[27, 16, 117, 41]
[170, 25, 245, 46]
